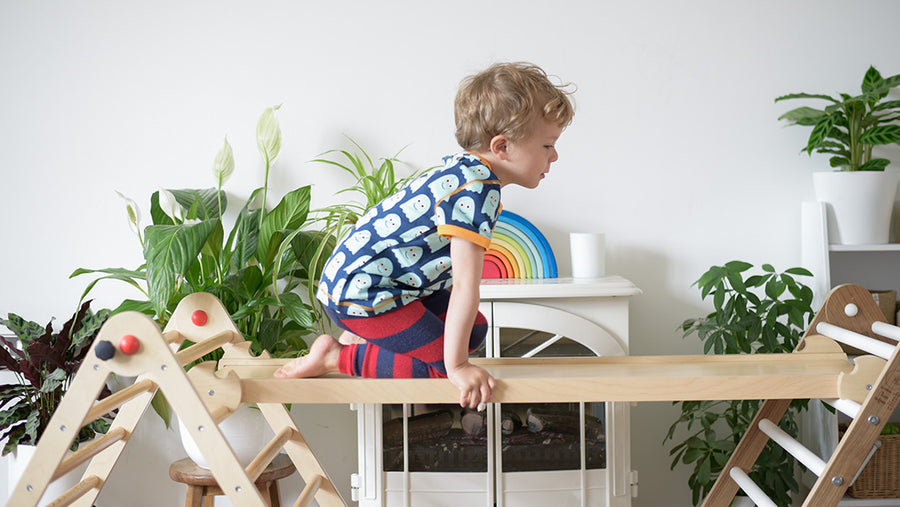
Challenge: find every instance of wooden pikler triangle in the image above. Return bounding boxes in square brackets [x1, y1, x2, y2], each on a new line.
[8, 284, 900, 506]
[8, 292, 343, 507]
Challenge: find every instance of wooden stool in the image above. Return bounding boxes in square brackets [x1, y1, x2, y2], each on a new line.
[169, 454, 296, 507]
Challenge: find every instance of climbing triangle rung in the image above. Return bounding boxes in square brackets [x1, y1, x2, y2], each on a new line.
[872, 321, 900, 342]
[822, 398, 862, 419]
[816, 322, 896, 360]
[728, 467, 777, 507]
[759, 418, 826, 476]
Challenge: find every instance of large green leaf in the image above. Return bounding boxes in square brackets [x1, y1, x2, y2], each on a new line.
[257, 185, 311, 266]
[777, 106, 825, 125]
[143, 219, 218, 316]
[860, 124, 900, 145]
[168, 188, 226, 220]
[805, 115, 835, 154]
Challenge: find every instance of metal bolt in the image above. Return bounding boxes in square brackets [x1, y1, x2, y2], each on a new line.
[198, 425, 205, 432]
[235, 486, 243, 492]
[27, 485, 33, 492]
[161, 364, 168, 371]
[832, 476, 844, 486]
[208, 389, 215, 396]
[869, 415, 880, 425]
[867, 384, 873, 391]
[59, 425, 66, 432]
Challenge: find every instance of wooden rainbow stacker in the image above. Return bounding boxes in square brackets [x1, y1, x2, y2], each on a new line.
[8, 284, 900, 507]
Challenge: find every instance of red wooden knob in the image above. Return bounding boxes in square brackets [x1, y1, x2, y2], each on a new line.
[119, 334, 140, 355]
[191, 310, 208, 326]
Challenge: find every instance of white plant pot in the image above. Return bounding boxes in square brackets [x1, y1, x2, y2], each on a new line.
[813, 170, 899, 245]
[8, 444, 90, 507]
[178, 404, 272, 469]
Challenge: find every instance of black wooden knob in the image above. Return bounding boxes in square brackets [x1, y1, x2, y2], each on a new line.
[95, 340, 116, 361]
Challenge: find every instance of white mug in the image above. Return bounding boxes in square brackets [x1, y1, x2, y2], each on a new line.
[570, 232, 606, 278]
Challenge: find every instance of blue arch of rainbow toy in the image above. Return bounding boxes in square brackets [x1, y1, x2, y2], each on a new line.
[487, 210, 557, 278]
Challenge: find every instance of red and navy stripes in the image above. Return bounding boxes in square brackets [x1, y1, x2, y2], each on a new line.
[327, 290, 487, 379]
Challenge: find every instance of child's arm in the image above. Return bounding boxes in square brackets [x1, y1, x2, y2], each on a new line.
[445, 236, 496, 409]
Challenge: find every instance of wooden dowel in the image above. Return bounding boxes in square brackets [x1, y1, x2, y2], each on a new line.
[175, 330, 235, 365]
[44, 475, 102, 507]
[81, 379, 157, 426]
[163, 329, 186, 345]
[246, 427, 295, 481]
[292, 474, 322, 507]
[872, 321, 900, 342]
[728, 467, 777, 507]
[53, 428, 129, 481]
[758, 418, 826, 476]
[817, 322, 896, 360]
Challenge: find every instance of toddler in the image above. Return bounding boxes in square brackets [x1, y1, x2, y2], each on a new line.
[275, 62, 574, 410]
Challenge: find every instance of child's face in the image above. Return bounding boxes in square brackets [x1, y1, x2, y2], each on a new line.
[503, 118, 563, 189]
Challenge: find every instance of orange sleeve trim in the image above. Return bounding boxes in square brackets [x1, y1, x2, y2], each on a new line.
[437, 224, 492, 249]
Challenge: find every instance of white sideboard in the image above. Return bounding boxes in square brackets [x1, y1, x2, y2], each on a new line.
[352, 277, 641, 507]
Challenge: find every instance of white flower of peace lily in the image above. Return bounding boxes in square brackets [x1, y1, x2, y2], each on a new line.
[115, 190, 141, 236]
[212, 137, 234, 187]
[256, 105, 282, 163]
[158, 187, 180, 221]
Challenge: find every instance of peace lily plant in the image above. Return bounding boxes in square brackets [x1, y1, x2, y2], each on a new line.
[73, 106, 321, 424]
[776, 65, 900, 171]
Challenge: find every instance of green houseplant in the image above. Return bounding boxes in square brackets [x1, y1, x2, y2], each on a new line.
[73, 106, 322, 424]
[776, 65, 900, 245]
[0, 301, 112, 455]
[776, 65, 900, 172]
[663, 261, 815, 506]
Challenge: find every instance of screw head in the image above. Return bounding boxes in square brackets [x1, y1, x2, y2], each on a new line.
[869, 415, 880, 425]
[832, 476, 844, 486]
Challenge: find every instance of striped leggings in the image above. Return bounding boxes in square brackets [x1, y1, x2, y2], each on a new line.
[325, 290, 488, 379]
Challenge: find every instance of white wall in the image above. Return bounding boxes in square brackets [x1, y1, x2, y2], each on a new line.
[2, 1, 900, 505]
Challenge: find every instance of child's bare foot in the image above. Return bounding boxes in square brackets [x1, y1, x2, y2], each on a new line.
[274, 334, 342, 378]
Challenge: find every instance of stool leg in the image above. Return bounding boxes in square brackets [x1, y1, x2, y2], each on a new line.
[269, 480, 281, 507]
[185, 484, 203, 507]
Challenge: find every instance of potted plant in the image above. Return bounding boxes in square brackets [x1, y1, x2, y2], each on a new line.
[776, 65, 900, 244]
[72, 105, 320, 427]
[1, 302, 113, 501]
[663, 261, 816, 506]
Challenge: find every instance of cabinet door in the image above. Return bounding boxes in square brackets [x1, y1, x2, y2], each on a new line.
[488, 302, 631, 506]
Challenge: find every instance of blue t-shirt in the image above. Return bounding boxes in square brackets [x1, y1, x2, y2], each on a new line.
[316, 153, 502, 317]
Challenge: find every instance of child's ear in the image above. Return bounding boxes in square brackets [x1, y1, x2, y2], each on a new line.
[489, 134, 509, 159]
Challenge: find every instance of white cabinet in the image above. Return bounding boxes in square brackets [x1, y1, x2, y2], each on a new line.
[352, 277, 641, 507]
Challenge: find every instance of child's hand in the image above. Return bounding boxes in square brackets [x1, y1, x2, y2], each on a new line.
[447, 361, 496, 410]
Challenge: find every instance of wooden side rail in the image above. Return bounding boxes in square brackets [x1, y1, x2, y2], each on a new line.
[220, 342, 851, 404]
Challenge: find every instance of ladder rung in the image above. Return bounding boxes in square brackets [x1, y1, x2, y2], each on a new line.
[44, 475, 102, 507]
[293, 474, 323, 507]
[53, 428, 129, 481]
[823, 398, 862, 419]
[872, 321, 900, 343]
[246, 427, 295, 481]
[728, 467, 777, 507]
[851, 440, 883, 487]
[816, 322, 896, 360]
[758, 418, 826, 476]
[81, 378, 157, 426]
[174, 330, 236, 365]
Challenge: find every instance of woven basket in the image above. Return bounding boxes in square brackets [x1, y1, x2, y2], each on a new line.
[846, 431, 900, 498]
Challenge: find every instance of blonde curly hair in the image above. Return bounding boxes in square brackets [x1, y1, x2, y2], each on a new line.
[454, 62, 575, 151]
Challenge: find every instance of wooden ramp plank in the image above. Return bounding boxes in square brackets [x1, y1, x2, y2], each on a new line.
[222, 351, 851, 404]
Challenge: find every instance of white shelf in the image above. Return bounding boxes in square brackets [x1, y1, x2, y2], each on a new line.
[830, 244, 900, 252]
[838, 497, 900, 506]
